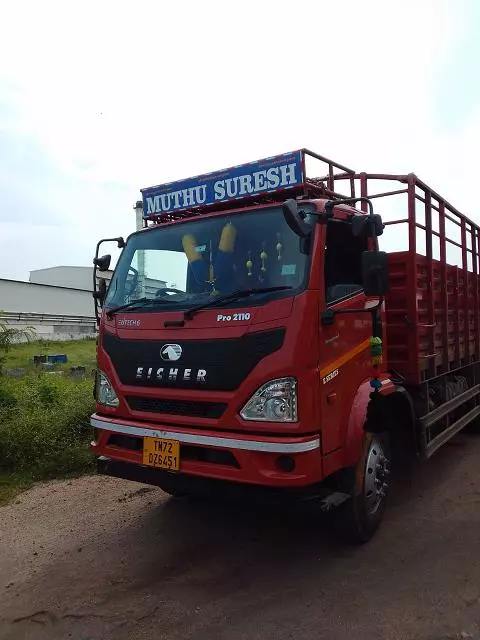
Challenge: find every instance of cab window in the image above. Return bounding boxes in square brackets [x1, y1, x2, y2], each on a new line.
[324, 220, 368, 304]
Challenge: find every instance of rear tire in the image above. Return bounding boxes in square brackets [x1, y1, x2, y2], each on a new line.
[334, 432, 392, 544]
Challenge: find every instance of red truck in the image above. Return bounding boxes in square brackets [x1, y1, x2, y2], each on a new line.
[90, 149, 480, 542]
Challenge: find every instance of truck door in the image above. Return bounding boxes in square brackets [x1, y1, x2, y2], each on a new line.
[319, 219, 373, 454]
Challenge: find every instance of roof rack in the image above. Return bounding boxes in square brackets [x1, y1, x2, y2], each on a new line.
[140, 149, 357, 225]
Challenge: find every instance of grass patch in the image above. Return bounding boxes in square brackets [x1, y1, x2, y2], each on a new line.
[3, 336, 96, 371]
[0, 339, 98, 504]
[0, 472, 34, 506]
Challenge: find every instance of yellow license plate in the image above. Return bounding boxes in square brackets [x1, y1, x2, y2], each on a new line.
[143, 437, 180, 471]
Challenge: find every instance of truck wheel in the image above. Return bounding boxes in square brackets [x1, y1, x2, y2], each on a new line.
[334, 432, 391, 544]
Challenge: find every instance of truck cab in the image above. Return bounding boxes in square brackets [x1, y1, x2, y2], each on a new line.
[91, 149, 394, 543]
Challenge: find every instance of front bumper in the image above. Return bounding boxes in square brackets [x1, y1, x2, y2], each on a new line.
[90, 413, 323, 488]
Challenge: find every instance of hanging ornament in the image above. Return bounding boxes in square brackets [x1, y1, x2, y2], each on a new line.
[370, 336, 383, 365]
[260, 242, 268, 272]
[276, 233, 282, 261]
[246, 250, 253, 277]
[207, 239, 218, 295]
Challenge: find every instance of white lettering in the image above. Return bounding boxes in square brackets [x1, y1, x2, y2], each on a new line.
[266, 167, 280, 188]
[168, 368, 178, 381]
[156, 368, 164, 380]
[146, 196, 161, 214]
[214, 180, 226, 200]
[183, 368, 192, 381]
[217, 312, 250, 322]
[195, 185, 207, 204]
[279, 163, 298, 186]
[144, 160, 300, 216]
[118, 318, 141, 327]
[238, 174, 253, 195]
[171, 191, 181, 209]
[182, 187, 197, 207]
[197, 369, 207, 382]
[322, 369, 339, 385]
[225, 177, 240, 198]
[147, 367, 153, 379]
[253, 170, 267, 192]
[160, 194, 171, 211]
[136, 367, 144, 378]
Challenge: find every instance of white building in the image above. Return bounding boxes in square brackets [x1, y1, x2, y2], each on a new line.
[0, 265, 111, 342]
[0, 278, 96, 341]
[1, 262, 168, 342]
[29, 265, 113, 291]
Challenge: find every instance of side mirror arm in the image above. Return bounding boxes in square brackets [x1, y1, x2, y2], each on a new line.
[92, 236, 125, 324]
[321, 299, 383, 331]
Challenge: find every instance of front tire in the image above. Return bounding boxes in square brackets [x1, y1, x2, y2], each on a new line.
[334, 432, 392, 544]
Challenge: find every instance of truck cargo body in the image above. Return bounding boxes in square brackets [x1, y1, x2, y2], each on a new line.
[361, 171, 480, 457]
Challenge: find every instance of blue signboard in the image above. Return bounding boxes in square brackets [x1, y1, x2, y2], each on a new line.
[141, 150, 304, 218]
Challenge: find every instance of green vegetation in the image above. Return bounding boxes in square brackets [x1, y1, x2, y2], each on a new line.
[0, 337, 97, 505]
[2, 336, 97, 371]
[0, 320, 35, 354]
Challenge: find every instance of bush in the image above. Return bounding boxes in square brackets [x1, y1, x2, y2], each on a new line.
[0, 373, 95, 479]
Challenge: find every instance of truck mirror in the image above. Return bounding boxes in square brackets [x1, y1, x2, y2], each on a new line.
[93, 254, 111, 271]
[282, 199, 311, 238]
[93, 278, 107, 306]
[352, 214, 384, 238]
[361, 251, 389, 296]
[321, 309, 336, 326]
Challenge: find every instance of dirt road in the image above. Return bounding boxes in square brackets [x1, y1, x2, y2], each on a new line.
[1, 433, 480, 640]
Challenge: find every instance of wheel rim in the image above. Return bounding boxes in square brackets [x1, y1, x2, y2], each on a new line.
[364, 436, 391, 516]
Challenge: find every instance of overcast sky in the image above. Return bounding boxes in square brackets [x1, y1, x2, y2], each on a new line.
[1, 0, 479, 281]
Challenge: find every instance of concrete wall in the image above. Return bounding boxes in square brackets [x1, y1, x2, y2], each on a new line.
[0, 312, 96, 342]
[0, 279, 95, 318]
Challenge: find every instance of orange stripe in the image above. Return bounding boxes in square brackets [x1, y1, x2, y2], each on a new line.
[320, 338, 371, 378]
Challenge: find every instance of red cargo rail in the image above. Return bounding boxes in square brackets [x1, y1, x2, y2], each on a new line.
[329, 171, 480, 385]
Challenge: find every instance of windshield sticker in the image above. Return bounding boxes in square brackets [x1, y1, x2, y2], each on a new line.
[281, 264, 296, 276]
[217, 312, 251, 322]
[195, 244, 206, 253]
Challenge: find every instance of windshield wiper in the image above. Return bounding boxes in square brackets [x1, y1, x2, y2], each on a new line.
[107, 286, 293, 320]
[184, 286, 293, 320]
[106, 297, 171, 318]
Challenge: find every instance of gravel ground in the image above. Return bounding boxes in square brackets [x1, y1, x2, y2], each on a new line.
[1, 433, 480, 640]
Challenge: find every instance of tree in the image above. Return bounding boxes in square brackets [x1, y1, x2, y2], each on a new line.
[0, 319, 35, 355]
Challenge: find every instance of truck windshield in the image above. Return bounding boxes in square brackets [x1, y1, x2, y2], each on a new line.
[104, 204, 316, 312]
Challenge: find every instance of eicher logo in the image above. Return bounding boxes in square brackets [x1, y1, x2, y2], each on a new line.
[160, 344, 182, 361]
[136, 343, 207, 384]
[135, 366, 207, 384]
[141, 151, 304, 217]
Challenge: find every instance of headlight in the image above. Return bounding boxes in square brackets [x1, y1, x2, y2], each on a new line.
[240, 377, 297, 423]
[96, 371, 119, 407]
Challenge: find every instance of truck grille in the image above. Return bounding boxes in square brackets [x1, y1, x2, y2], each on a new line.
[126, 396, 227, 419]
[102, 328, 285, 391]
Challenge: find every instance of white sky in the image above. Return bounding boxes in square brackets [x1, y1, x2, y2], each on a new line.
[1, 0, 479, 281]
